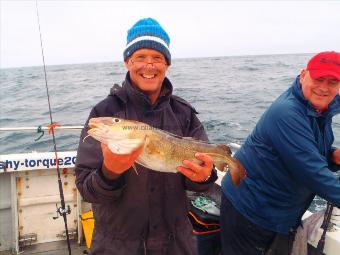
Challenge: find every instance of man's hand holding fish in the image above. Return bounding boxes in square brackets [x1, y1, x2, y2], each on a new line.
[177, 152, 214, 183]
[101, 142, 144, 177]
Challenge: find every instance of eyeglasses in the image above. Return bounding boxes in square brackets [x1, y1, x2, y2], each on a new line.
[130, 55, 167, 68]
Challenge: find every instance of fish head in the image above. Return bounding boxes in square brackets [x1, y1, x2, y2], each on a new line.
[87, 117, 147, 144]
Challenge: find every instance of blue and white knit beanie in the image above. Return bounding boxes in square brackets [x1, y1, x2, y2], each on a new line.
[123, 18, 171, 65]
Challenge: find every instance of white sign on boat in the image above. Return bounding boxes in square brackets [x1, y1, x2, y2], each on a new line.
[0, 151, 77, 173]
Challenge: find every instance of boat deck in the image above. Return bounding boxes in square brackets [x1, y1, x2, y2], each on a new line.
[0, 241, 87, 255]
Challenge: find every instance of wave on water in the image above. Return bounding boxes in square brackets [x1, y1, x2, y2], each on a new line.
[236, 66, 260, 71]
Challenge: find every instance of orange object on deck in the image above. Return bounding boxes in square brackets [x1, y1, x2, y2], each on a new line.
[80, 210, 94, 249]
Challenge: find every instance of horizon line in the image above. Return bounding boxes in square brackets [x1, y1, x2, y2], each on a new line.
[0, 51, 315, 70]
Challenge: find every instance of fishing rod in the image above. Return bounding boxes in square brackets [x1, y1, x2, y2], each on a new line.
[35, 1, 72, 254]
[316, 202, 334, 254]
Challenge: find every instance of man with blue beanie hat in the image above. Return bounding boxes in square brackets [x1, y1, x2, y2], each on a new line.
[75, 17, 217, 255]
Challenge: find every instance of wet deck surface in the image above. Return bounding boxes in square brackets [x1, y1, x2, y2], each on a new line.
[0, 241, 87, 255]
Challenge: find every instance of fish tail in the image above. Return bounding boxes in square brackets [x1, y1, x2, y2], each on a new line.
[206, 153, 247, 186]
[226, 158, 247, 186]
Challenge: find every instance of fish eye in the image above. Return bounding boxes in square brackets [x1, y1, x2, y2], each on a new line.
[112, 118, 121, 123]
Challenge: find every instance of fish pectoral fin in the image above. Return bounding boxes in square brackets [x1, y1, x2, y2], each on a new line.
[82, 134, 91, 143]
[132, 164, 139, 175]
[182, 137, 198, 141]
[135, 156, 149, 169]
[107, 138, 145, 155]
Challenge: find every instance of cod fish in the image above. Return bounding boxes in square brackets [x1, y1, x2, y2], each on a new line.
[87, 117, 247, 186]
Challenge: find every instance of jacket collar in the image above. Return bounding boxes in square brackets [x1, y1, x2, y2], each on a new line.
[111, 72, 173, 111]
[292, 75, 340, 118]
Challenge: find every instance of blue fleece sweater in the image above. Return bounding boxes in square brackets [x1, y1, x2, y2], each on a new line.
[222, 76, 340, 234]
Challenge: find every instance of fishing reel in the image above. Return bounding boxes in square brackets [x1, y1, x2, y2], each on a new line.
[53, 203, 71, 220]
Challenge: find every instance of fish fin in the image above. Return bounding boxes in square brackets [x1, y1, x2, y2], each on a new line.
[205, 153, 247, 186]
[82, 134, 91, 143]
[132, 164, 139, 175]
[153, 129, 181, 138]
[227, 159, 247, 186]
[203, 153, 226, 161]
[182, 137, 198, 140]
[153, 129, 214, 144]
[203, 153, 229, 171]
[216, 144, 232, 155]
[135, 156, 150, 169]
[214, 161, 228, 172]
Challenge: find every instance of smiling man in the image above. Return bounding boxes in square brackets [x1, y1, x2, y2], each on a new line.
[125, 48, 168, 104]
[75, 18, 217, 255]
[220, 51, 340, 255]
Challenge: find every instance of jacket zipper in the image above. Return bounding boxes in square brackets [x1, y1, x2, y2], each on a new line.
[143, 239, 147, 255]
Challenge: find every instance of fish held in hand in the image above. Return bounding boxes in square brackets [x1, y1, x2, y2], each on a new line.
[87, 117, 247, 185]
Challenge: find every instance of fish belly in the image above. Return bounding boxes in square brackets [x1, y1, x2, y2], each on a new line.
[136, 152, 179, 173]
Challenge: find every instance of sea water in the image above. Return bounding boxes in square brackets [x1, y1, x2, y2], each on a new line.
[1, 53, 339, 211]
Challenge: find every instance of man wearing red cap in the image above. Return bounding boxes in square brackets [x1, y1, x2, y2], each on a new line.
[220, 51, 340, 254]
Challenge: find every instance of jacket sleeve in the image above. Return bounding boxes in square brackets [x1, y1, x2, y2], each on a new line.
[183, 111, 218, 191]
[75, 107, 126, 204]
[266, 105, 340, 207]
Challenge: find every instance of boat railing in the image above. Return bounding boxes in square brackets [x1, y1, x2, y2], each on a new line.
[0, 126, 84, 132]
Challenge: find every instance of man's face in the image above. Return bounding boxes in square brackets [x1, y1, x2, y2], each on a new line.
[125, 48, 168, 100]
[300, 70, 340, 111]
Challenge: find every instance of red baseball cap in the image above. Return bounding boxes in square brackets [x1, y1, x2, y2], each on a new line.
[306, 51, 340, 80]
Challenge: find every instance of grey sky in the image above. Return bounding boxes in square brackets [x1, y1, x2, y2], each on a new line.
[1, 0, 339, 68]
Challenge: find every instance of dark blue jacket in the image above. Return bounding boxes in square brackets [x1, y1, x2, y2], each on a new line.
[222, 76, 340, 234]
